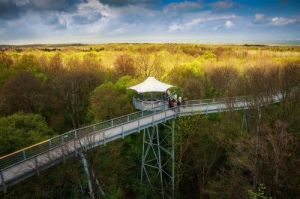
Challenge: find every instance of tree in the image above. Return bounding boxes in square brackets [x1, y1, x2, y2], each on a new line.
[114, 54, 136, 79]
[0, 112, 53, 155]
[135, 53, 151, 77]
[175, 114, 231, 198]
[0, 53, 15, 87]
[239, 65, 282, 97]
[82, 53, 104, 72]
[48, 53, 63, 72]
[15, 54, 40, 71]
[135, 53, 165, 78]
[151, 53, 165, 78]
[208, 66, 239, 97]
[229, 117, 300, 198]
[169, 65, 208, 99]
[90, 77, 135, 121]
[0, 71, 44, 115]
[0, 53, 13, 69]
[281, 61, 300, 98]
[45, 56, 105, 129]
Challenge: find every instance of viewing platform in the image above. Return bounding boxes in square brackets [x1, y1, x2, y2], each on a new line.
[128, 77, 175, 111]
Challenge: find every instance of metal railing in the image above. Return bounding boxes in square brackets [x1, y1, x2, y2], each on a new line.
[132, 97, 168, 111]
[0, 93, 282, 177]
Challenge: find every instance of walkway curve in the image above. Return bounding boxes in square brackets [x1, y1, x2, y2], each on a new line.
[0, 94, 282, 192]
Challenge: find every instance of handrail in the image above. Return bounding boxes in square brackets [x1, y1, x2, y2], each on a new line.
[0, 93, 282, 171]
[0, 107, 163, 170]
[0, 139, 50, 161]
[0, 109, 149, 162]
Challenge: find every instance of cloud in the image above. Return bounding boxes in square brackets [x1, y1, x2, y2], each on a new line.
[0, 0, 299, 44]
[224, 20, 234, 28]
[185, 13, 236, 29]
[54, 0, 114, 34]
[253, 14, 299, 26]
[210, 0, 233, 9]
[254, 13, 266, 22]
[98, 0, 158, 7]
[164, 1, 202, 13]
[0, 0, 113, 41]
[0, 0, 82, 20]
[0, 0, 164, 43]
[270, 16, 298, 26]
[168, 12, 237, 31]
[168, 24, 184, 31]
[0, 0, 22, 19]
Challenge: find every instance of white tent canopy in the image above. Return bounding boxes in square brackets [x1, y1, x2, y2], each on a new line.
[128, 77, 174, 93]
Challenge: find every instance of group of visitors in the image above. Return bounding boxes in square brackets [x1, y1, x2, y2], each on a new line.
[167, 92, 182, 108]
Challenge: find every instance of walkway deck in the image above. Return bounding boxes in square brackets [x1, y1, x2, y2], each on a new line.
[0, 95, 282, 192]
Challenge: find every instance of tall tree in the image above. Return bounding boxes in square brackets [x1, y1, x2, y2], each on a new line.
[0, 112, 53, 155]
[0, 71, 44, 115]
[0, 53, 13, 69]
[90, 77, 134, 121]
[114, 54, 136, 79]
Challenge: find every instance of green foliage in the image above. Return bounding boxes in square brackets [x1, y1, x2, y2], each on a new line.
[0, 53, 13, 69]
[114, 54, 136, 79]
[14, 54, 47, 81]
[175, 114, 228, 198]
[0, 71, 44, 115]
[0, 44, 299, 198]
[0, 112, 53, 155]
[248, 184, 272, 199]
[90, 77, 135, 121]
[198, 51, 217, 60]
[0, 68, 15, 87]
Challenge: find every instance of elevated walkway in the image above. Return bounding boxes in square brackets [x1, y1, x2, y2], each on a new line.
[0, 94, 282, 192]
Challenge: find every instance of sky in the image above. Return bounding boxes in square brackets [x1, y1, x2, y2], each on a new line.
[0, 0, 300, 45]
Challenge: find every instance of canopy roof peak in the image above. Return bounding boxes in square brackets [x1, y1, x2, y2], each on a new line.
[128, 77, 174, 93]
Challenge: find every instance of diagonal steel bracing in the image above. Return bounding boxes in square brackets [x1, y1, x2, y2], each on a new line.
[141, 120, 175, 198]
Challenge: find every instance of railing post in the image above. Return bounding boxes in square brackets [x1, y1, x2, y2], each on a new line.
[127, 115, 129, 123]
[152, 113, 154, 124]
[103, 132, 106, 146]
[122, 125, 124, 139]
[35, 156, 40, 176]
[138, 119, 140, 132]
[22, 150, 26, 160]
[48, 139, 52, 160]
[61, 136, 65, 163]
[74, 130, 78, 157]
[0, 170, 7, 193]
[192, 104, 194, 114]
[49, 139, 52, 148]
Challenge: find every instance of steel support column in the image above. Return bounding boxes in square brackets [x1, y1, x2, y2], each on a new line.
[242, 108, 249, 132]
[141, 119, 175, 198]
[78, 139, 106, 199]
[254, 106, 262, 188]
[80, 151, 95, 199]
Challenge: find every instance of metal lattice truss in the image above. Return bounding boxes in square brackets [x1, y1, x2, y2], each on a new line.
[141, 120, 175, 199]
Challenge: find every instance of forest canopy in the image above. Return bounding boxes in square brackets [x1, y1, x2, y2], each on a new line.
[0, 44, 299, 198]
